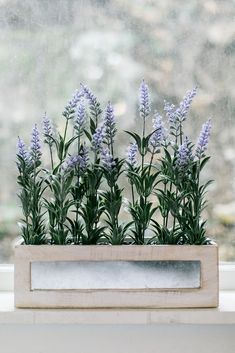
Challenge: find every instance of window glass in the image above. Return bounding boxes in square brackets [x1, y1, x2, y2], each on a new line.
[0, 0, 234, 262]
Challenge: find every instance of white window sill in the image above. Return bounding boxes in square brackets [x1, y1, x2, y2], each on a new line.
[0, 291, 235, 325]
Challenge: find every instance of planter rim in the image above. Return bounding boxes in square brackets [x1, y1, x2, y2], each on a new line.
[15, 244, 218, 248]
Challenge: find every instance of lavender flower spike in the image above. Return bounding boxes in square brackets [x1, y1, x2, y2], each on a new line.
[103, 102, 116, 141]
[176, 137, 193, 171]
[177, 86, 197, 122]
[62, 155, 80, 173]
[127, 142, 138, 167]
[101, 148, 115, 171]
[81, 84, 98, 107]
[164, 87, 197, 130]
[43, 113, 54, 145]
[17, 137, 29, 163]
[164, 100, 177, 129]
[91, 124, 105, 152]
[139, 80, 151, 119]
[30, 124, 41, 162]
[81, 83, 102, 121]
[63, 89, 83, 118]
[149, 112, 167, 150]
[195, 119, 212, 159]
[74, 102, 86, 135]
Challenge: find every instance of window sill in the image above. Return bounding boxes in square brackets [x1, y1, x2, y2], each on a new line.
[0, 291, 235, 325]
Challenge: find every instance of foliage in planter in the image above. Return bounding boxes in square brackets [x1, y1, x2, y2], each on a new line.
[16, 82, 213, 245]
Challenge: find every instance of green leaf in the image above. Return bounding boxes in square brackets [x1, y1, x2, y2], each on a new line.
[84, 128, 92, 141]
[57, 135, 64, 161]
[163, 148, 172, 163]
[200, 156, 211, 171]
[64, 136, 78, 157]
[90, 118, 97, 135]
[124, 131, 142, 150]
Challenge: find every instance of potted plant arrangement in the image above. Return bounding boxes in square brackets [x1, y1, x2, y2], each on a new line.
[15, 81, 218, 308]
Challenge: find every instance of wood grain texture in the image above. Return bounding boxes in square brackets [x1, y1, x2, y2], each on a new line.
[14, 245, 218, 308]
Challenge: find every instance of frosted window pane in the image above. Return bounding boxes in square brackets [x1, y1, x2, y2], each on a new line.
[0, 1, 234, 262]
[31, 260, 201, 290]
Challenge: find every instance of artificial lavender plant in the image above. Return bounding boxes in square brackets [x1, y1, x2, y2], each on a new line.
[125, 81, 160, 244]
[154, 89, 212, 244]
[100, 103, 131, 244]
[16, 81, 213, 245]
[78, 85, 105, 244]
[17, 126, 46, 244]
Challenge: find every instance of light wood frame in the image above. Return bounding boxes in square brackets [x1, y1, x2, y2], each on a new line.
[14, 245, 218, 308]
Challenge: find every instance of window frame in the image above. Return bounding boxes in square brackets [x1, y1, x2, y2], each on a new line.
[0, 264, 14, 291]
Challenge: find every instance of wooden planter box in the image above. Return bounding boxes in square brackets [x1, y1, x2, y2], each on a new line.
[14, 245, 218, 308]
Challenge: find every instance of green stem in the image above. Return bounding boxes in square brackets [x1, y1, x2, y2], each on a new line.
[195, 158, 201, 231]
[111, 138, 114, 157]
[58, 175, 66, 244]
[141, 117, 146, 171]
[95, 112, 98, 130]
[58, 118, 69, 165]
[49, 145, 54, 170]
[111, 184, 118, 230]
[21, 168, 30, 243]
[131, 182, 135, 205]
[148, 150, 155, 177]
[75, 135, 81, 228]
[33, 165, 36, 216]
[172, 214, 176, 234]
[75, 176, 80, 226]
[163, 183, 167, 228]
[165, 131, 179, 229]
[172, 187, 178, 234]
[141, 117, 147, 243]
[30, 161, 38, 244]
[179, 123, 183, 145]
[165, 181, 173, 229]
[63, 119, 69, 143]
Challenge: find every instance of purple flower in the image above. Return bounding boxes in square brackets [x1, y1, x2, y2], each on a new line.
[101, 148, 115, 171]
[139, 80, 151, 119]
[103, 102, 116, 142]
[126, 142, 138, 167]
[149, 112, 167, 150]
[74, 102, 86, 135]
[164, 100, 177, 129]
[62, 146, 90, 174]
[81, 83, 102, 120]
[62, 155, 80, 173]
[195, 119, 212, 159]
[81, 84, 97, 107]
[176, 87, 197, 122]
[164, 87, 197, 130]
[63, 89, 83, 118]
[91, 124, 105, 152]
[17, 137, 30, 163]
[42, 113, 54, 145]
[176, 137, 193, 172]
[30, 125, 41, 162]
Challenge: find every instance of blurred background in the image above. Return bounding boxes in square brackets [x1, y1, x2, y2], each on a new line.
[0, 0, 234, 262]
